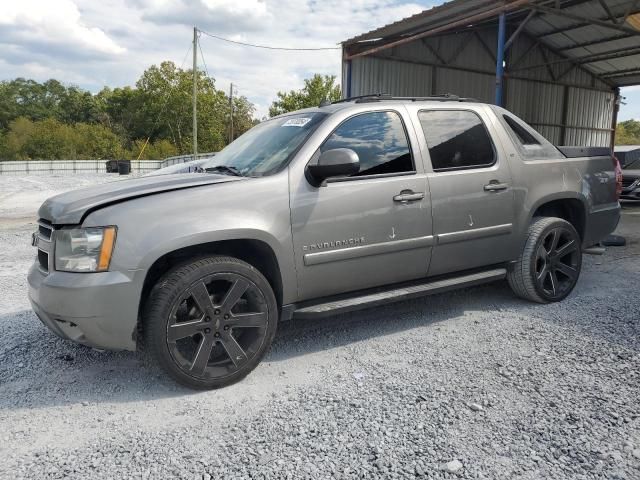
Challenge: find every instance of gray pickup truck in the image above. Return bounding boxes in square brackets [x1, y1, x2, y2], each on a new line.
[28, 95, 621, 389]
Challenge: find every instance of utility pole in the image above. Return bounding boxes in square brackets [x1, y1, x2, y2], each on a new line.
[229, 83, 234, 144]
[192, 26, 198, 161]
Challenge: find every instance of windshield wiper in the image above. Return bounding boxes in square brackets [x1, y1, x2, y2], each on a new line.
[204, 165, 244, 177]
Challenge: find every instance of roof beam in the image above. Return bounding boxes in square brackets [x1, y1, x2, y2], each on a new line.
[538, 43, 557, 80]
[345, 0, 533, 60]
[421, 38, 447, 64]
[531, 4, 640, 36]
[557, 33, 635, 52]
[511, 45, 640, 70]
[474, 30, 497, 63]
[446, 32, 473, 65]
[514, 30, 616, 87]
[557, 63, 577, 81]
[510, 40, 540, 69]
[369, 53, 613, 92]
[597, 0, 617, 23]
[580, 47, 640, 64]
[602, 67, 640, 78]
[505, 9, 536, 50]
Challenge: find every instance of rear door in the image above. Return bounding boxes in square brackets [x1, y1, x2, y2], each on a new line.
[411, 106, 517, 276]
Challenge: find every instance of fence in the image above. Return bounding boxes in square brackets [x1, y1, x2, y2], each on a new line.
[0, 152, 216, 176]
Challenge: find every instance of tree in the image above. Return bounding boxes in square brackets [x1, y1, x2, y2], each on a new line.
[0, 63, 258, 160]
[269, 74, 341, 117]
[616, 119, 640, 145]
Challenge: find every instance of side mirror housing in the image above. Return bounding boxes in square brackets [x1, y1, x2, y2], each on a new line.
[307, 148, 360, 186]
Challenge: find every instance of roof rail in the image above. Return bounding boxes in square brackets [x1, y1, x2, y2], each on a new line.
[330, 93, 393, 104]
[328, 93, 479, 105]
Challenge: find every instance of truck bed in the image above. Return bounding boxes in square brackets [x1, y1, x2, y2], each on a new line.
[557, 146, 611, 158]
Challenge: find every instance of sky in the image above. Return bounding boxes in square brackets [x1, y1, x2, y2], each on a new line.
[0, 0, 639, 120]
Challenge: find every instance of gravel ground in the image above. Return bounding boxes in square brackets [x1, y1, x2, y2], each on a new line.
[0, 174, 639, 480]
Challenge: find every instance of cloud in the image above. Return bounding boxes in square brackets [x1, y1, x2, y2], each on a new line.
[0, 0, 125, 57]
[141, 0, 270, 33]
[0, 0, 428, 118]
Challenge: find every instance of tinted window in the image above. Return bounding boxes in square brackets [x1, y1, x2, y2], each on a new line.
[503, 115, 540, 145]
[495, 109, 563, 160]
[418, 110, 495, 171]
[320, 111, 413, 177]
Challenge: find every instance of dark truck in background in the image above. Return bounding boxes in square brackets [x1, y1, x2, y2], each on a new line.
[28, 95, 622, 389]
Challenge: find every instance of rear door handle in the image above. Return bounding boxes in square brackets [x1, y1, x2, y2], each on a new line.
[483, 182, 509, 192]
[393, 190, 425, 203]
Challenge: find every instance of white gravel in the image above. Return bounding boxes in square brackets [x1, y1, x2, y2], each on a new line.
[0, 174, 639, 479]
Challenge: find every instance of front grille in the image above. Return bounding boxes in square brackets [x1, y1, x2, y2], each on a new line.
[38, 249, 49, 272]
[35, 218, 54, 273]
[37, 219, 53, 240]
[622, 178, 637, 188]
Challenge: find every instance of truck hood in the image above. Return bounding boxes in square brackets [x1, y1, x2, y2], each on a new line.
[39, 173, 244, 224]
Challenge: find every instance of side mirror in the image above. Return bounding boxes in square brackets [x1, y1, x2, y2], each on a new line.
[307, 148, 360, 186]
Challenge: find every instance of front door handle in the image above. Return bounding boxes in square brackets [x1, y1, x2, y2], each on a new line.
[483, 182, 509, 192]
[393, 190, 425, 203]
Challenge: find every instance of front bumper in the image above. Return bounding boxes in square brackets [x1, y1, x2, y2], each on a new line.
[28, 263, 143, 351]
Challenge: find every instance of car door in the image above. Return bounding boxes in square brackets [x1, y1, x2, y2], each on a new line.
[289, 107, 433, 301]
[413, 106, 517, 276]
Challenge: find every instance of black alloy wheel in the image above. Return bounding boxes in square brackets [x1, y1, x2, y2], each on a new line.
[145, 256, 278, 389]
[507, 217, 582, 304]
[533, 226, 581, 301]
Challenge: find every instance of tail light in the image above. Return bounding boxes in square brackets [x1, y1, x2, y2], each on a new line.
[613, 155, 623, 200]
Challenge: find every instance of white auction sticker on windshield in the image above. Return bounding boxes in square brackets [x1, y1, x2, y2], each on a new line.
[282, 117, 311, 127]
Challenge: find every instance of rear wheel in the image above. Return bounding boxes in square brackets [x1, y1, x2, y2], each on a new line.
[144, 256, 278, 389]
[507, 217, 582, 303]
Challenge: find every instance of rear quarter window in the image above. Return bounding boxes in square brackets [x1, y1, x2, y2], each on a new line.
[498, 111, 562, 161]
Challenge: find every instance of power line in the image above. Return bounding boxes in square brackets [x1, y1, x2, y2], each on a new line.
[197, 32, 211, 79]
[198, 29, 341, 51]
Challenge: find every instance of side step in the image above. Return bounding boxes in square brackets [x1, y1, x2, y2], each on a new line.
[292, 268, 506, 320]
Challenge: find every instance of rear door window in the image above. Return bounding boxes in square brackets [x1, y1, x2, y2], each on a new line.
[418, 110, 496, 171]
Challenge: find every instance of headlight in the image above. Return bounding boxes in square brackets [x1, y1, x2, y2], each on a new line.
[54, 227, 117, 272]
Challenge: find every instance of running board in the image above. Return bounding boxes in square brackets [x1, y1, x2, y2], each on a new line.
[292, 268, 507, 320]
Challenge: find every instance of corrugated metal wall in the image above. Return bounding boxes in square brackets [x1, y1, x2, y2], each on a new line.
[345, 28, 615, 147]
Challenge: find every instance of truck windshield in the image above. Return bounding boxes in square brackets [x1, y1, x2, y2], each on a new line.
[201, 112, 327, 177]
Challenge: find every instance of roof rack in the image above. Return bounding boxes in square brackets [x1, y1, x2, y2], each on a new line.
[328, 93, 479, 105]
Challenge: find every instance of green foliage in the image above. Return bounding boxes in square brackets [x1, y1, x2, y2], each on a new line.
[0, 65, 256, 160]
[269, 74, 341, 117]
[0, 70, 337, 160]
[3, 117, 124, 160]
[616, 119, 640, 145]
[126, 138, 178, 160]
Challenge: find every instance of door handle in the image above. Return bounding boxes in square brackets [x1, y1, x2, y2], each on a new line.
[393, 191, 425, 203]
[483, 182, 509, 192]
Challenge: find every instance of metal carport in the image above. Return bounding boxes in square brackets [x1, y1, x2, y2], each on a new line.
[341, 0, 640, 147]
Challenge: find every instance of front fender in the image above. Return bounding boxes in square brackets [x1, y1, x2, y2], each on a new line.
[83, 174, 297, 303]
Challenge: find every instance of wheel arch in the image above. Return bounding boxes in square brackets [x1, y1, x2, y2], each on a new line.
[528, 194, 587, 241]
[136, 238, 283, 348]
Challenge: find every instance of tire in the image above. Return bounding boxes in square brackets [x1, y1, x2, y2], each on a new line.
[144, 255, 278, 389]
[507, 217, 582, 304]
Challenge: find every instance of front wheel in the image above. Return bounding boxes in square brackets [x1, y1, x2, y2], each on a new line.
[507, 217, 582, 304]
[144, 256, 278, 389]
